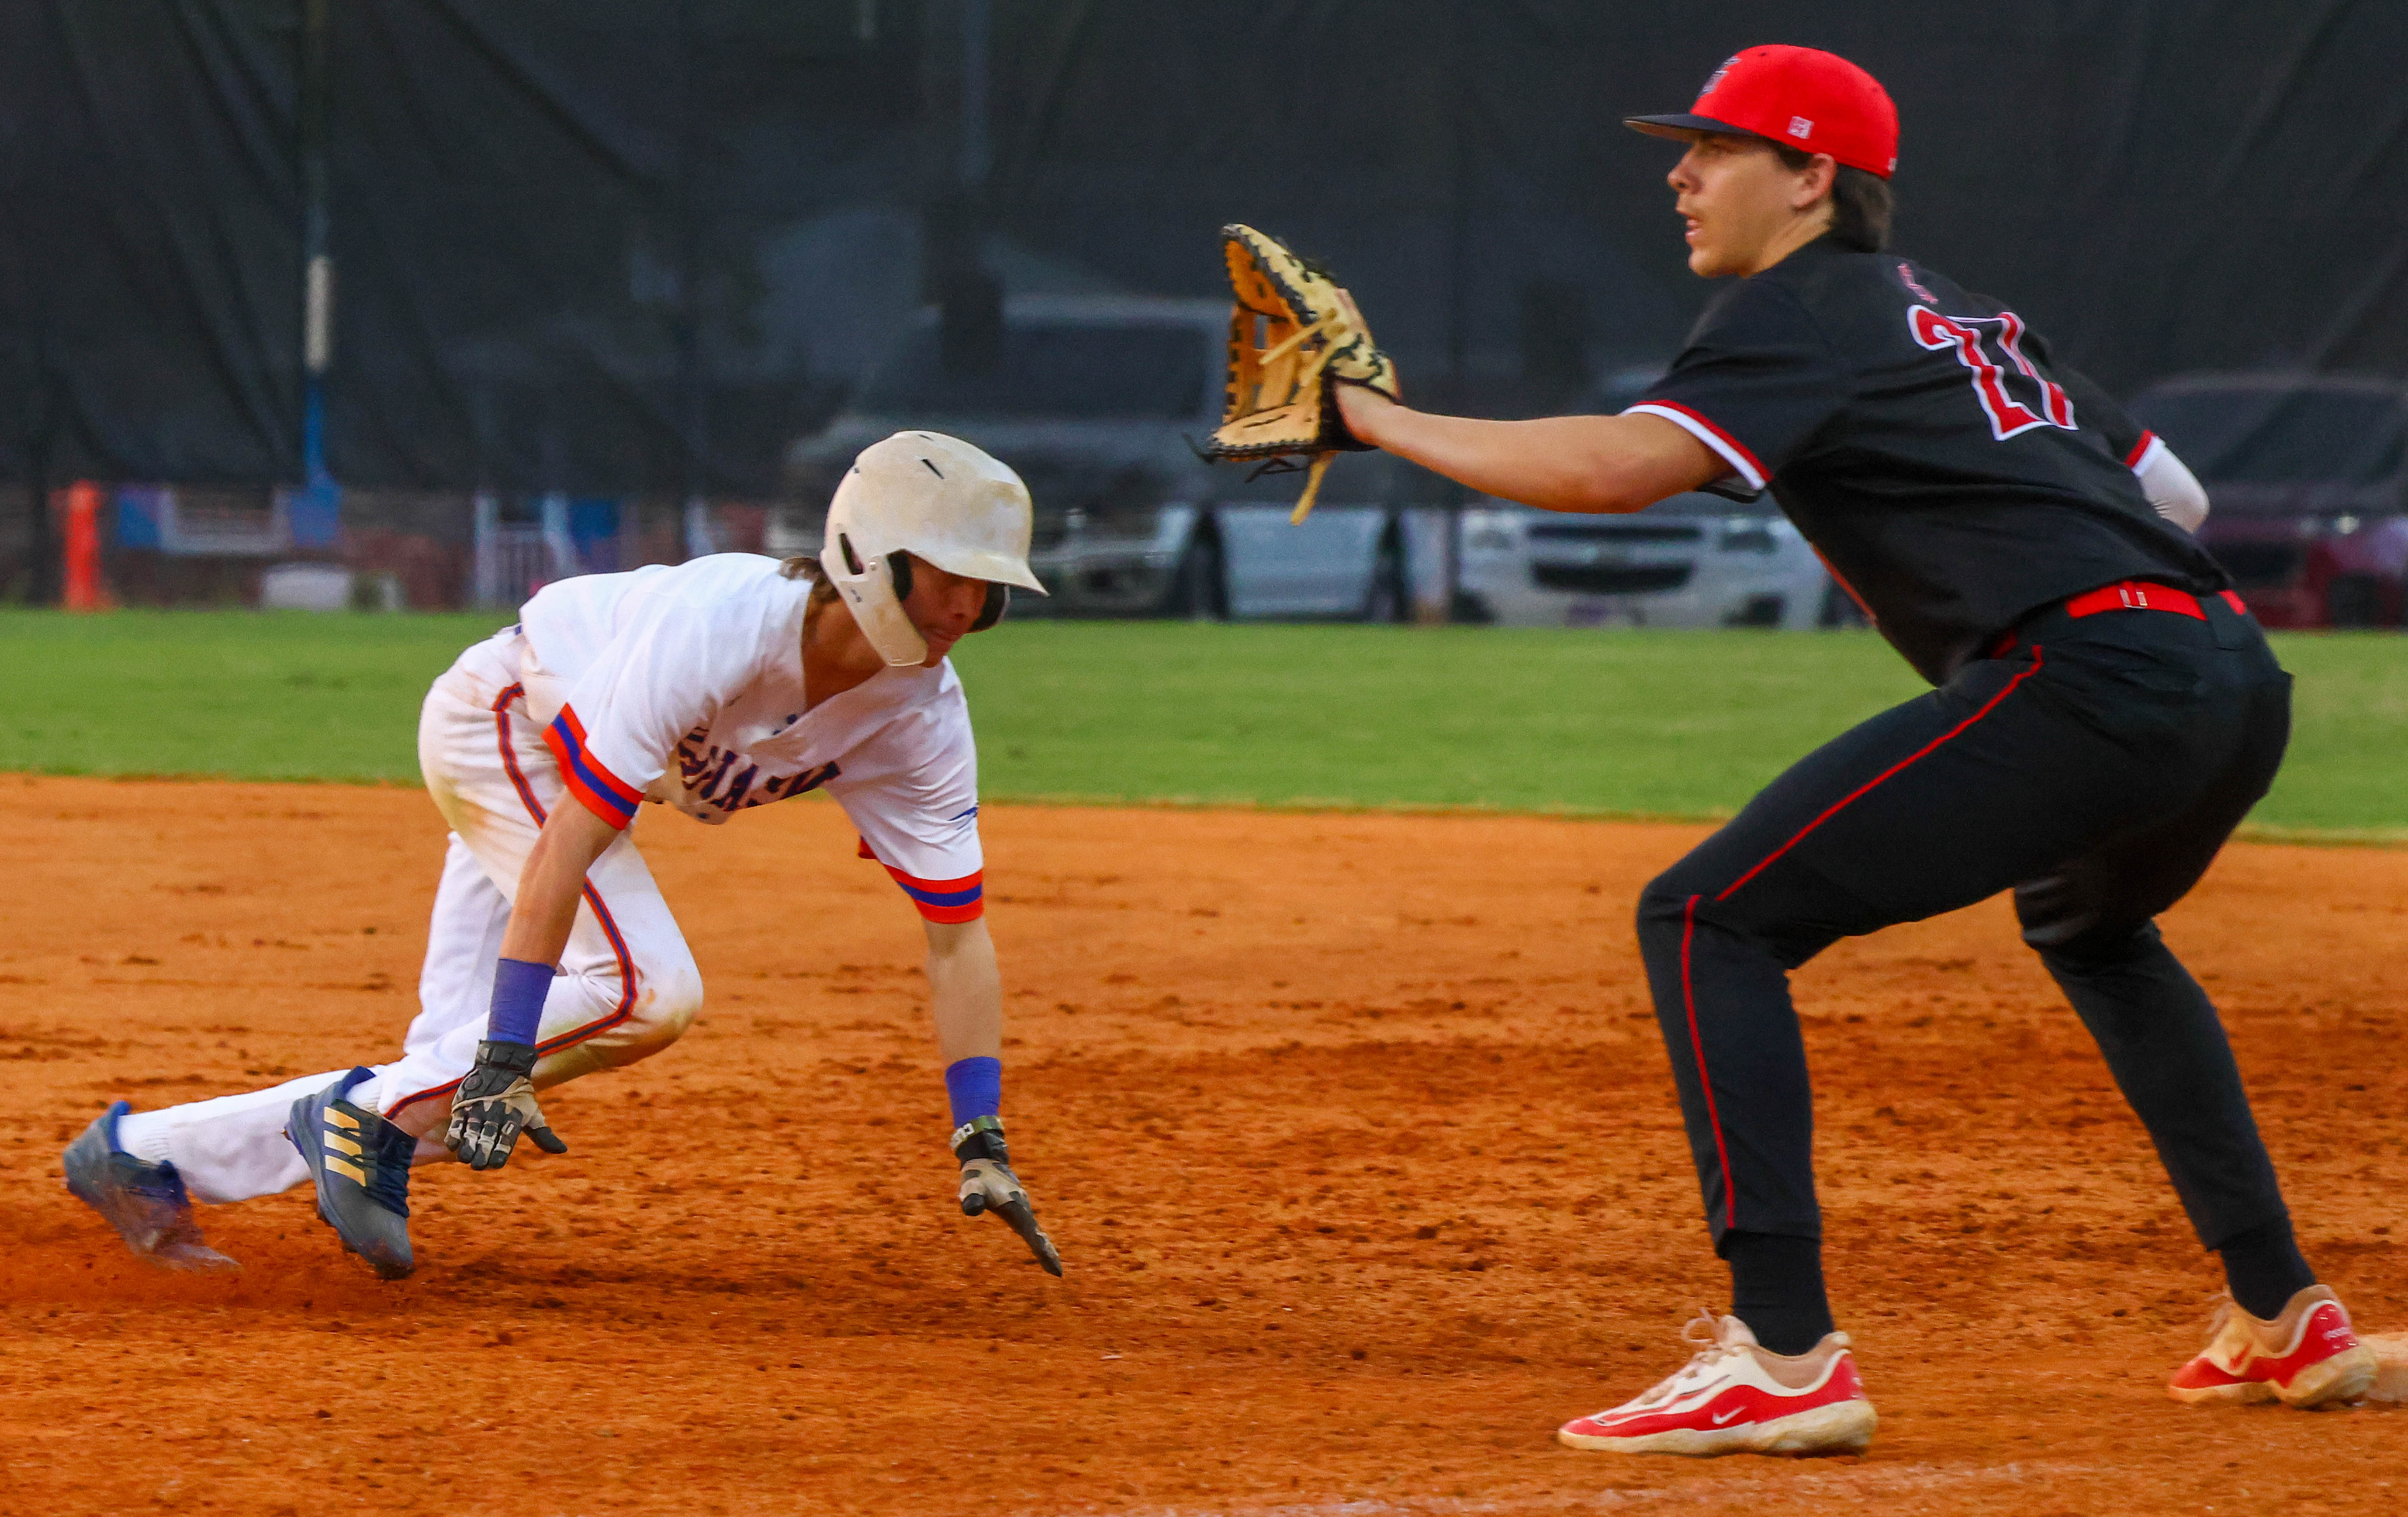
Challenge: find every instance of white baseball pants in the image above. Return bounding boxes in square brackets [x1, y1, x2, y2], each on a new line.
[116, 628, 704, 1204]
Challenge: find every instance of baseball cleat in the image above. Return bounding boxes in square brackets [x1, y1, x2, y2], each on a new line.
[2168, 1286, 2377, 1408]
[1557, 1313, 1876, 1457]
[287, 1068, 417, 1280]
[61, 1100, 240, 1271]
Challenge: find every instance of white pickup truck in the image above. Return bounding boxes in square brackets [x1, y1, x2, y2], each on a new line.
[1456, 492, 1845, 629]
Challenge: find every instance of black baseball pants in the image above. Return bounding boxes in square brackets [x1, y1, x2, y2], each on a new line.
[1637, 592, 2293, 1255]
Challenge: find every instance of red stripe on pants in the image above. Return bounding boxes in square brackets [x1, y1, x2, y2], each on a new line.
[1715, 648, 2047, 904]
[1680, 894, 1740, 1232]
[385, 685, 640, 1118]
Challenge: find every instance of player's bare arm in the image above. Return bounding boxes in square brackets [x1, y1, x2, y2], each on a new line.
[442, 801, 615, 1170]
[500, 803, 620, 967]
[922, 913, 1056, 1273]
[1332, 133, 1842, 514]
[1334, 392, 1721, 514]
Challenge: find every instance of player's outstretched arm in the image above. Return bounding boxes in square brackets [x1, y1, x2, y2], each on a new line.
[925, 917, 1062, 1275]
[447, 800, 619, 1170]
[1335, 381, 1725, 515]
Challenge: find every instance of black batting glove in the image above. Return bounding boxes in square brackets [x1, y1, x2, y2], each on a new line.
[444, 1039, 569, 1172]
[953, 1115, 1062, 1276]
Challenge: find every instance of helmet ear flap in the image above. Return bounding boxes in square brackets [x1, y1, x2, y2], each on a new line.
[972, 582, 1009, 631]
[875, 542, 1006, 636]
[889, 544, 1007, 632]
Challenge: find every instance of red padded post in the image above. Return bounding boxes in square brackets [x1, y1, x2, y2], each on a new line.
[62, 481, 105, 612]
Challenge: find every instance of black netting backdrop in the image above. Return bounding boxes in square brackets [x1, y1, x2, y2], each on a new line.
[2, 1, 302, 485]
[8, 0, 2408, 498]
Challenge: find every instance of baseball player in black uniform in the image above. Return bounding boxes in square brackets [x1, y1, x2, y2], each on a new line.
[1333, 45, 2378, 1456]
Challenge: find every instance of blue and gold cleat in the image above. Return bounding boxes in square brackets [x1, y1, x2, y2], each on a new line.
[286, 1068, 417, 1280]
[62, 1100, 240, 1271]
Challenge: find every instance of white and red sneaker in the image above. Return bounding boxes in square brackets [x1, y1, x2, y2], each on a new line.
[1557, 1313, 1876, 1457]
[2168, 1285, 2377, 1408]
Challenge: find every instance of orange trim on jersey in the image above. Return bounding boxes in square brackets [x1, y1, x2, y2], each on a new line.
[859, 840, 985, 923]
[543, 704, 643, 830]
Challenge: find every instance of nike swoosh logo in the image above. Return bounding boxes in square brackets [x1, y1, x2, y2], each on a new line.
[1710, 1408, 1743, 1426]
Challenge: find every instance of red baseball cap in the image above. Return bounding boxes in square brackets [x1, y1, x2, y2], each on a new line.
[1626, 45, 1898, 178]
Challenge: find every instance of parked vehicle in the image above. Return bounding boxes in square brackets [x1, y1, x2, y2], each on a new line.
[1456, 492, 1844, 629]
[778, 294, 1433, 620]
[2128, 374, 2408, 628]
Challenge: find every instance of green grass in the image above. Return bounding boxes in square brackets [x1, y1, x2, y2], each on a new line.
[952, 622, 1928, 818]
[0, 610, 508, 783]
[3, 610, 2404, 836]
[2259, 633, 2408, 836]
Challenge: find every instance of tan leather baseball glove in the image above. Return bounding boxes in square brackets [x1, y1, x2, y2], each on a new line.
[1204, 224, 1401, 523]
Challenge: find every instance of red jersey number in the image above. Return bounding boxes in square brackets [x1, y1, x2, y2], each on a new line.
[1908, 306, 2075, 442]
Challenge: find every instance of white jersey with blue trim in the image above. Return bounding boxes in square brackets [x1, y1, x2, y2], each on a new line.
[515, 553, 985, 922]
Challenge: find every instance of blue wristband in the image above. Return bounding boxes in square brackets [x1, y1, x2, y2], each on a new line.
[943, 1056, 1002, 1128]
[488, 957, 554, 1047]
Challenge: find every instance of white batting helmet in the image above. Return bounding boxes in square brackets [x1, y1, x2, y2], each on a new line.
[822, 431, 1047, 667]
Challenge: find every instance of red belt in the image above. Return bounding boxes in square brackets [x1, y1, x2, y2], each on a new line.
[2063, 580, 2249, 620]
[1992, 581, 2248, 657]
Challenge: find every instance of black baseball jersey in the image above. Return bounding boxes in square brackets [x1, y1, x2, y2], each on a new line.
[1630, 236, 2224, 684]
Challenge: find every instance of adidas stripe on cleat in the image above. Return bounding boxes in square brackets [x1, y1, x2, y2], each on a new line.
[2168, 1286, 2378, 1408]
[287, 1068, 418, 1280]
[1557, 1313, 1876, 1457]
[61, 1100, 240, 1272]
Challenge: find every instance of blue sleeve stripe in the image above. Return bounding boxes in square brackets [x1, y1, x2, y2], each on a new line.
[565, 748, 640, 821]
[896, 880, 983, 908]
[546, 715, 640, 821]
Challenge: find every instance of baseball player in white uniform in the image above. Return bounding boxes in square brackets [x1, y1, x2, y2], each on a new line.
[63, 432, 1062, 1280]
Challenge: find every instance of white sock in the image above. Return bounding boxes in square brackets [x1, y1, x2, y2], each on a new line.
[115, 1108, 179, 1167]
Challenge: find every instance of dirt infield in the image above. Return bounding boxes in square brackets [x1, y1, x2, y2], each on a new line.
[2, 775, 2402, 1515]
